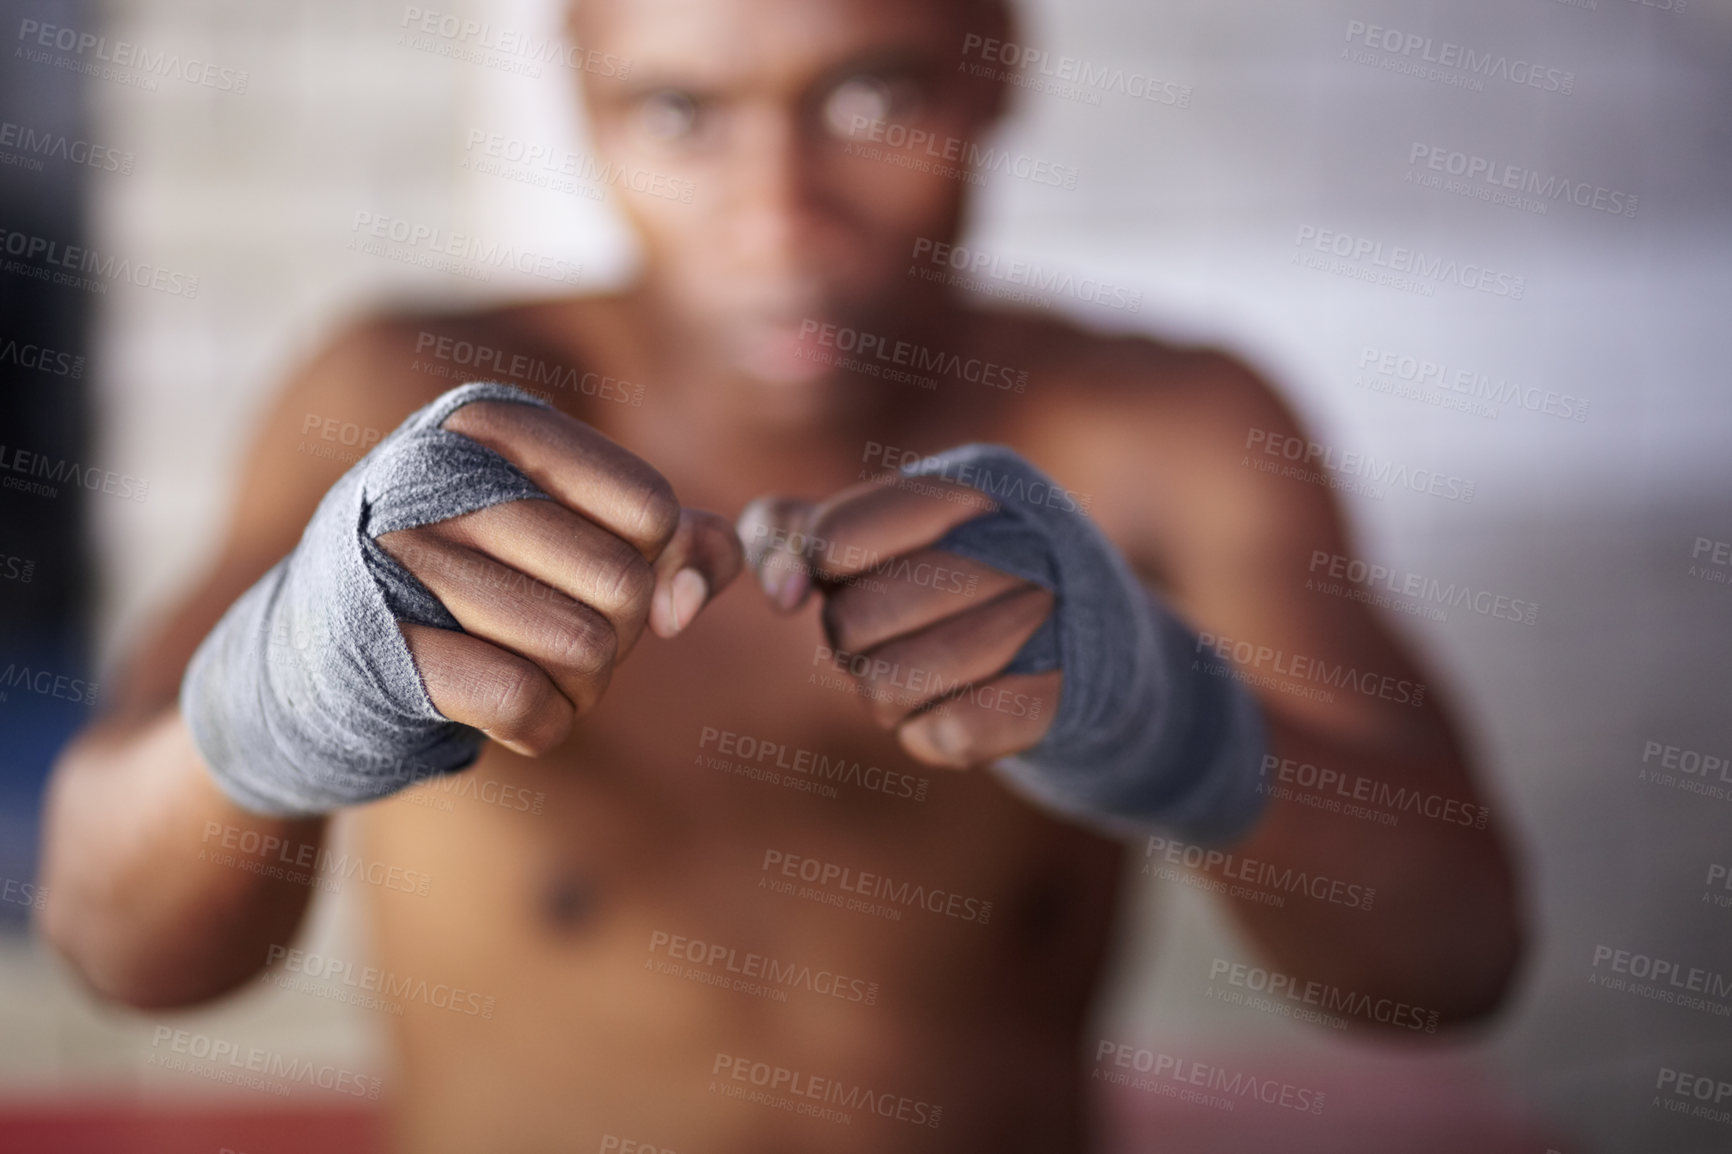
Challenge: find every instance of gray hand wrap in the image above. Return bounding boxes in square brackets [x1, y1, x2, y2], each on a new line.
[904, 444, 1268, 845]
[181, 382, 555, 817]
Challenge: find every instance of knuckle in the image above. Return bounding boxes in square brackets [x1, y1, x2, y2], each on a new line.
[484, 660, 555, 738]
[627, 473, 681, 549]
[819, 594, 849, 646]
[565, 666, 613, 717]
[823, 586, 893, 652]
[522, 705, 575, 756]
[1020, 585, 1056, 619]
[821, 594, 873, 653]
[375, 527, 433, 572]
[540, 607, 617, 677]
[603, 548, 656, 616]
[438, 401, 499, 439]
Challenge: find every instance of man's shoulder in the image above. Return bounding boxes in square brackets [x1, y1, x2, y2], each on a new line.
[972, 309, 1321, 571]
[298, 294, 630, 423]
[978, 309, 1299, 464]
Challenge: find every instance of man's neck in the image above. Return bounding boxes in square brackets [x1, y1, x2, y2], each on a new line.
[606, 296, 967, 506]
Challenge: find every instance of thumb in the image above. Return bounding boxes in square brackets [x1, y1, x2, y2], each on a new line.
[735, 495, 820, 614]
[648, 508, 745, 639]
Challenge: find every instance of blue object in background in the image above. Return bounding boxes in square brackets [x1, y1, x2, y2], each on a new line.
[0, 0, 95, 932]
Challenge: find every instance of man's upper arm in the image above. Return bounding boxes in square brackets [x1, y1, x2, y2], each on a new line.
[1113, 353, 1462, 750]
[109, 320, 434, 720]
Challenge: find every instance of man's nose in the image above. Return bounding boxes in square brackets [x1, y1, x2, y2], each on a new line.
[725, 105, 827, 283]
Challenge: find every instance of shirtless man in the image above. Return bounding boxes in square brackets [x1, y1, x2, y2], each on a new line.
[35, 0, 1524, 1150]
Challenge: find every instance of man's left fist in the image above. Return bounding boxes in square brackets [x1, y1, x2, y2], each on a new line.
[738, 475, 1059, 770]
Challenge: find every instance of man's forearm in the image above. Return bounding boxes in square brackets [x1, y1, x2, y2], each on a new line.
[1213, 712, 1523, 1027]
[37, 711, 326, 1008]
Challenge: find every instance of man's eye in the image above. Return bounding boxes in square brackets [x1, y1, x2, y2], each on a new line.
[822, 75, 909, 138]
[637, 90, 703, 142]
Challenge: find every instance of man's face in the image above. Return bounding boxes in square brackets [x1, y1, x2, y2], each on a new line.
[576, 0, 1004, 386]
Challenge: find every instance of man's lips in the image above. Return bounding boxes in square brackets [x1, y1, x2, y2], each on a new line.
[731, 316, 834, 385]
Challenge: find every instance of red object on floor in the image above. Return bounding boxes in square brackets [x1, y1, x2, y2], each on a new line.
[0, 1099, 382, 1154]
[0, 1053, 1573, 1154]
[1095, 1048, 1573, 1154]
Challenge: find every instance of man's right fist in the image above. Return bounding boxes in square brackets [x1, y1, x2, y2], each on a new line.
[378, 395, 741, 757]
[180, 383, 742, 817]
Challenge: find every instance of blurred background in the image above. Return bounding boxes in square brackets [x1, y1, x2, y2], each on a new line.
[1, 0, 1729, 1150]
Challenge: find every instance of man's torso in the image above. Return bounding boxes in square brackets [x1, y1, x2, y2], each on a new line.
[333, 296, 1206, 1153]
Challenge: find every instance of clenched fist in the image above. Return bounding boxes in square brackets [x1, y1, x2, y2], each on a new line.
[738, 471, 1060, 770]
[181, 383, 743, 816]
[740, 443, 1267, 844]
[379, 396, 742, 756]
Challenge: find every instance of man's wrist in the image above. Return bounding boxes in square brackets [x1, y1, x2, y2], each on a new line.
[992, 594, 1269, 846]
